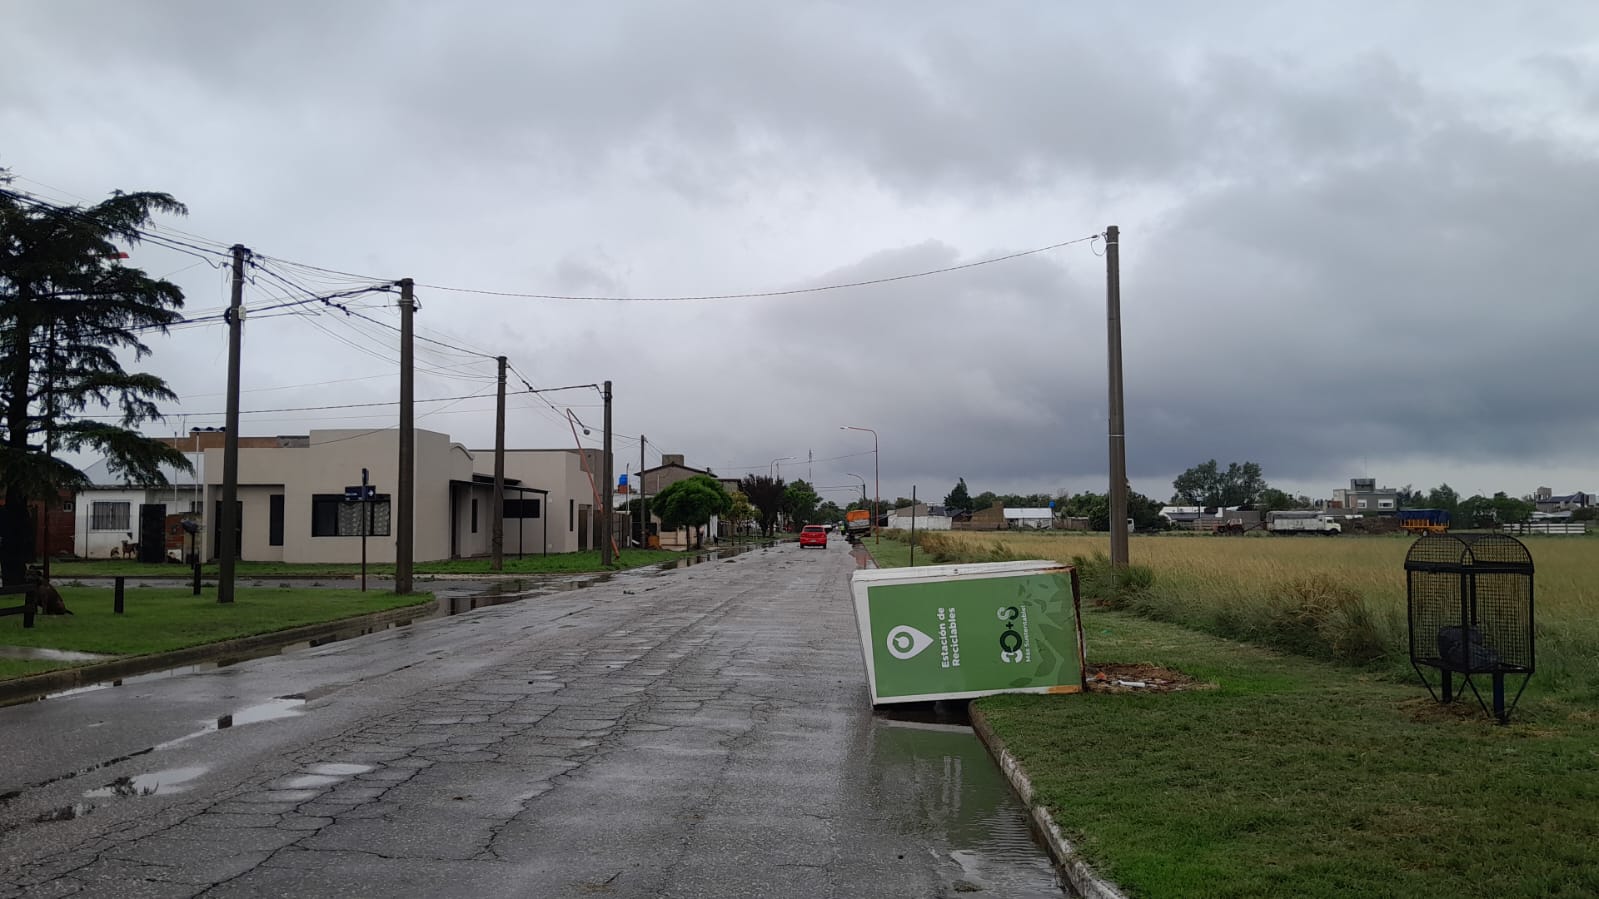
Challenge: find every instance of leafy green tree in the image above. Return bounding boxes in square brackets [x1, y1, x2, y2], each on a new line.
[651, 474, 730, 549]
[944, 478, 974, 515]
[1424, 484, 1461, 517]
[1062, 490, 1167, 531]
[724, 491, 757, 539]
[1171, 459, 1267, 507]
[892, 496, 916, 509]
[782, 479, 821, 528]
[815, 500, 843, 524]
[0, 179, 193, 584]
[1257, 488, 1303, 514]
[738, 474, 785, 537]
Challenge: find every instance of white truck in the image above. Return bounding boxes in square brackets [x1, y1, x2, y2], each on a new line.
[1266, 511, 1342, 535]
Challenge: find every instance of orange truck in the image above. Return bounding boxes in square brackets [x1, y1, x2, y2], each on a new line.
[844, 509, 872, 543]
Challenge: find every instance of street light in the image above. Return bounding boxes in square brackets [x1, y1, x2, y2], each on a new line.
[840, 426, 879, 543]
[770, 456, 794, 479]
[845, 472, 867, 509]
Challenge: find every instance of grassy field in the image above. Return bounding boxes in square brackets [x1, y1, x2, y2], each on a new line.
[0, 587, 433, 681]
[978, 606, 1599, 898]
[46, 548, 686, 580]
[864, 531, 1599, 896]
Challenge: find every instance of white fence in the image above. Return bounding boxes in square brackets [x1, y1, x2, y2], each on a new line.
[1500, 522, 1589, 535]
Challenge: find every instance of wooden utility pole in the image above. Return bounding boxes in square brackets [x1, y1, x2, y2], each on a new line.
[1105, 225, 1129, 569]
[633, 431, 639, 547]
[492, 355, 506, 571]
[395, 278, 415, 594]
[600, 380, 613, 566]
[218, 244, 248, 603]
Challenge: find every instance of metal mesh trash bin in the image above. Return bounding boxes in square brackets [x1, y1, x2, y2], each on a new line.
[1405, 533, 1534, 724]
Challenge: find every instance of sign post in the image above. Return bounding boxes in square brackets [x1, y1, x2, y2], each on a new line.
[348, 470, 376, 592]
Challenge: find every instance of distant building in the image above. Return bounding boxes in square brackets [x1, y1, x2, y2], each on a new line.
[1532, 487, 1593, 514]
[1331, 478, 1398, 513]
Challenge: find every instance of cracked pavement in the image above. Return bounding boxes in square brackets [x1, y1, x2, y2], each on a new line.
[0, 543, 1063, 898]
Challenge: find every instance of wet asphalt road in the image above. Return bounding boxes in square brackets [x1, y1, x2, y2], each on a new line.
[0, 542, 1063, 898]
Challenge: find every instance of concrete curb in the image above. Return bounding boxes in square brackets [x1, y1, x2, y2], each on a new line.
[0, 601, 435, 708]
[970, 705, 1129, 899]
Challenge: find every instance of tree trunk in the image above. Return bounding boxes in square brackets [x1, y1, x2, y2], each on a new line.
[2, 308, 33, 587]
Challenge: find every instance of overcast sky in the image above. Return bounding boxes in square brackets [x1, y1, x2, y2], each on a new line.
[4, 2, 1597, 506]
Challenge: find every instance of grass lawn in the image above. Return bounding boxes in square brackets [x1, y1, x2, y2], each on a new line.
[978, 606, 1599, 898]
[864, 534, 1599, 897]
[46, 548, 687, 580]
[0, 586, 433, 682]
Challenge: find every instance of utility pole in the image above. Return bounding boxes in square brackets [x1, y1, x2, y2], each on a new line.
[492, 355, 506, 571]
[600, 380, 613, 566]
[639, 433, 647, 549]
[218, 244, 248, 603]
[1105, 225, 1129, 569]
[395, 278, 415, 594]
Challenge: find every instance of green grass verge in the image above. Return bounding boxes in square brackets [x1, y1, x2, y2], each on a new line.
[0, 587, 433, 681]
[866, 534, 1599, 896]
[977, 607, 1599, 898]
[46, 548, 687, 580]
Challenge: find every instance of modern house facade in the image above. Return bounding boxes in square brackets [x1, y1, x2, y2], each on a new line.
[74, 428, 609, 563]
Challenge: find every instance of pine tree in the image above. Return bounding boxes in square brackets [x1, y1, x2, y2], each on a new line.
[0, 178, 193, 583]
[944, 477, 974, 515]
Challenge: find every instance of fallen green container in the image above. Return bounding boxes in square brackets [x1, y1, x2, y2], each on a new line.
[849, 560, 1085, 705]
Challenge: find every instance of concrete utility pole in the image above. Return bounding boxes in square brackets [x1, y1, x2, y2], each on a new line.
[395, 278, 415, 594]
[218, 244, 248, 604]
[600, 380, 614, 566]
[1105, 225, 1129, 569]
[492, 355, 506, 571]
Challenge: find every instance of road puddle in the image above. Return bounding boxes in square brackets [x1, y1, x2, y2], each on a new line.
[84, 765, 208, 798]
[0, 646, 116, 663]
[868, 709, 1063, 897]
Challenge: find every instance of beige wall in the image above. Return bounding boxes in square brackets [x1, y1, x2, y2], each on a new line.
[200, 432, 610, 563]
[203, 428, 474, 563]
[494, 449, 605, 554]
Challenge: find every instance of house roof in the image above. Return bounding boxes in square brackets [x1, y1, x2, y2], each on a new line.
[80, 458, 201, 489]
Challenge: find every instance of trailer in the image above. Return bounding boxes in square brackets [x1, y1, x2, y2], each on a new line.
[1266, 511, 1342, 535]
[1397, 509, 1450, 535]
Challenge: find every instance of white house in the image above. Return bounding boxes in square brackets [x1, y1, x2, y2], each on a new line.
[75, 458, 204, 560]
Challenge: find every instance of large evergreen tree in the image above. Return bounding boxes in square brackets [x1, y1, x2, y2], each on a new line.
[0, 179, 192, 583]
[944, 477, 974, 515]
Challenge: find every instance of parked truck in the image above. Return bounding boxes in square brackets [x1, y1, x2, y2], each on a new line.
[844, 509, 873, 544]
[1266, 510, 1342, 535]
[1397, 509, 1450, 535]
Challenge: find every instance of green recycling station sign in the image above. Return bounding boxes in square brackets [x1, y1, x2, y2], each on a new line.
[849, 560, 1085, 705]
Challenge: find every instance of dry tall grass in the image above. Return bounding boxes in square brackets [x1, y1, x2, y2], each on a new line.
[922, 531, 1599, 699]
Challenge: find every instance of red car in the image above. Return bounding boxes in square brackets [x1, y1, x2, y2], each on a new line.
[799, 525, 828, 548]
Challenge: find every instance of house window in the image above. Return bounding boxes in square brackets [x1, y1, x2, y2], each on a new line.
[1356, 499, 1369, 509]
[311, 494, 391, 537]
[471, 498, 478, 534]
[1378, 499, 1395, 510]
[90, 501, 130, 531]
[569, 498, 575, 532]
[269, 495, 285, 546]
[61, 501, 74, 512]
[505, 498, 542, 518]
